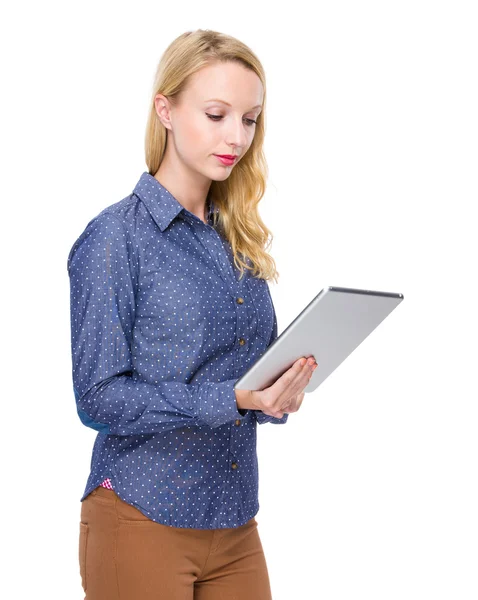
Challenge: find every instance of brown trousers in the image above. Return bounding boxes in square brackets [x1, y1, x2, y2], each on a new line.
[79, 485, 273, 599]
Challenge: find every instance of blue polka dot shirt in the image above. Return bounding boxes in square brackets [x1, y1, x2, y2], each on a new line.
[67, 171, 288, 529]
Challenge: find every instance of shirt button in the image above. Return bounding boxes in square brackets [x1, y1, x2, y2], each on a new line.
[236, 297, 244, 304]
[231, 462, 238, 470]
[239, 338, 246, 346]
[235, 419, 241, 426]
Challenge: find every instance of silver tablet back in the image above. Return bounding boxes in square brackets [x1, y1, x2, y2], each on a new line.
[234, 286, 404, 393]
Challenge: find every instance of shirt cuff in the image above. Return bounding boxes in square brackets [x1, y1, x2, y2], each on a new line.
[198, 379, 250, 427]
[253, 410, 289, 425]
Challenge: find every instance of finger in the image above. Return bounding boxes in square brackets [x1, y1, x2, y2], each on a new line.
[289, 391, 305, 414]
[266, 358, 316, 414]
[263, 359, 303, 406]
[290, 391, 305, 412]
[286, 359, 316, 398]
[296, 391, 305, 410]
[283, 357, 315, 393]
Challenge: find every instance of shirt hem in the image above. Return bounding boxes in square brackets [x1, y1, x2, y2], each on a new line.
[80, 475, 259, 530]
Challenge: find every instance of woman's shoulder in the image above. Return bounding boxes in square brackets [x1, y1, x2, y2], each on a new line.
[67, 194, 144, 275]
[98, 193, 144, 230]
[72, 193, 146, 244]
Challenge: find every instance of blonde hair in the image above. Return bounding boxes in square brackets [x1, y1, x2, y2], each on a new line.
[144, 29, 279, 283]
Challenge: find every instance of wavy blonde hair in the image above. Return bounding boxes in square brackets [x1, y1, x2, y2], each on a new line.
[144, 29, 279, 284]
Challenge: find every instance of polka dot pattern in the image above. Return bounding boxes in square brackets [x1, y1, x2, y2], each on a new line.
[67, 171, 288, 529]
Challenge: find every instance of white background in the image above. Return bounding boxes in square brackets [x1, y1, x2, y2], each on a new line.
[2, 1, 477, 598]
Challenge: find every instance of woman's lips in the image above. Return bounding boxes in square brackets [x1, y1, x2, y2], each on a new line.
[214, 155, 236, 166]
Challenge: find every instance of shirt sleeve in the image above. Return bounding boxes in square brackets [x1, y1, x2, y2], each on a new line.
[67, 210, 248, 436]
[252, 284, 289, 426]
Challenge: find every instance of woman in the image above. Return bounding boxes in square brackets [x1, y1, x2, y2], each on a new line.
[68, 29, 318, 600]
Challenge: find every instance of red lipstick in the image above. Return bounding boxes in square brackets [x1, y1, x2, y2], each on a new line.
[214, 154, 237, 166]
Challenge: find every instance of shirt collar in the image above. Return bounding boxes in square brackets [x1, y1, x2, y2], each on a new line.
[133, 171, 217, 232]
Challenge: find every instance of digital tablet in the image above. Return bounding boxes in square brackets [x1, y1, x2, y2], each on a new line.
[234, 286, 404, 393]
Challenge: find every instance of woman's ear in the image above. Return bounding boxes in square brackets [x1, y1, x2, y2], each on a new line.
[154, 94, 173, 131]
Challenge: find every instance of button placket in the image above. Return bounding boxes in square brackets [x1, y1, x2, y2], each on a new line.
[234, 284, 250, 377]
[186, 214, 252, 382]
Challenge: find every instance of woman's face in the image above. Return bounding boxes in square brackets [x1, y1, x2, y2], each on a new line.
[156, 61, 263, 182]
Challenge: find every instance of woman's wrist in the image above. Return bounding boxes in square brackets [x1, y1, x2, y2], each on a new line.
[235, 388, 255, 411]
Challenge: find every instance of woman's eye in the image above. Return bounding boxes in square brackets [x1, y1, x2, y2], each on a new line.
[206, 113, 256, 127]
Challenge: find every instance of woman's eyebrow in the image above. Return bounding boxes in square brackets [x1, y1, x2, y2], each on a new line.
[204, 98, 262, 110]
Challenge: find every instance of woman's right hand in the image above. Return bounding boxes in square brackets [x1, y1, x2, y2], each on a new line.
[250, 356, 318, 419]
